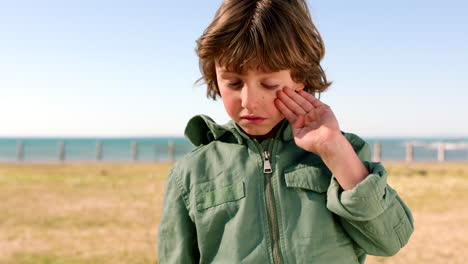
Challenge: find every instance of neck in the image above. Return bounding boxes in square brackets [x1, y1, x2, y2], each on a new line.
[249, 120, 286, 140]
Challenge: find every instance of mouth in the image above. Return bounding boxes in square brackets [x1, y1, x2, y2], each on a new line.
[241, 115, 266, 124]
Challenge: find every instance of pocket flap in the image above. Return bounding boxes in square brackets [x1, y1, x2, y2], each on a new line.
[196, 181, 245, 210]
[284, 166, 331, 193]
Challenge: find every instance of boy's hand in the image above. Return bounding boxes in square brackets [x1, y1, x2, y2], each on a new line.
[274, 87, 342, 157]
[275, 87, 369, 190]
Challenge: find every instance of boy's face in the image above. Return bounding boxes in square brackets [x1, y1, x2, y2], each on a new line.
[216, 65, 305, 138]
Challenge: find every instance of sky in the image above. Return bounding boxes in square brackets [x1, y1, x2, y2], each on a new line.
[0, 0, 466, 138]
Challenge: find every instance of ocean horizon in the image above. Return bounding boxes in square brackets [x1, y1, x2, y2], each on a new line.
[0, 136, 467, 162]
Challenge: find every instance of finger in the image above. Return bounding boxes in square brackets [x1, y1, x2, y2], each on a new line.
[274, 98, 298, 124]
[304, 108, 320, 124]
[304, 103, 332, 126]
[298, 90, 324, 108]
[293, 114, 305, 129]
[277, 89, 307, 115]
[283, 87, 315, 112]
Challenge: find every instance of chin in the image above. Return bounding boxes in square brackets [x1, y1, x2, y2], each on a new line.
[242, 128, 270, 137]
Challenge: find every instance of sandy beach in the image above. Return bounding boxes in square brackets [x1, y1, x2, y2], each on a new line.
[0, 162, 467, 264]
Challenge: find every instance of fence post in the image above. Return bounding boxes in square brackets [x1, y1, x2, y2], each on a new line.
[96, 141, 103, 161]
[168, 141, 175, 162]
[131, 141, 138, 161]
[373, 142, 381, 162]
[406, 142, 413, 162]
[437, 142, 445, 162]
[16, 140, 24, 162]
[58, 141, 65, 162]
[154, 144, 158, 162]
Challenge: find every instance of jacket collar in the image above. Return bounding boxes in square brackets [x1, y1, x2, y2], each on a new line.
[229, 119, 293, 142]
[184, 115, 293, 147]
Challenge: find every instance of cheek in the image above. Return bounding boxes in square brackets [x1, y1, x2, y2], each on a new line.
[264, 91, 282, 113]
[220, 93, 240, 115]
[223, 98, 235, 111]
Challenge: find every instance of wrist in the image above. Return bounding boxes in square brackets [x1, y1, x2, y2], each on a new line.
[316, 132, 347, 160]
[318, 134, 369, 190]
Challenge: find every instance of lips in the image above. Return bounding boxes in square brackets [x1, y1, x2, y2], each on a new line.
[241, 115, 266, 124]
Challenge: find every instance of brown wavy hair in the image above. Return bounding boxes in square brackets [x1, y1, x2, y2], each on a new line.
[195, 0, 331, 100]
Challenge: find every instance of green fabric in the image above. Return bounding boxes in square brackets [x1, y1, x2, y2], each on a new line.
[158, 115, 414, 263]
[196, 182, 245, 210]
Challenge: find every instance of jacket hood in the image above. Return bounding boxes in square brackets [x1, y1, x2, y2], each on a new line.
[184, 115, 293, 147]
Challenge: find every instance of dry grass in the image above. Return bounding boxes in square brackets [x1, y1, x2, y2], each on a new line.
[366, 162, 468, 264]
[0, 162, 467, 263]
[0, 163, 171, 264]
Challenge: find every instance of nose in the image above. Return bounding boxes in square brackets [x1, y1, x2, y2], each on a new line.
[240, 84, 258, 110]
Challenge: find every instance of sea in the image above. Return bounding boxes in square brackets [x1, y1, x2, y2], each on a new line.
[0, 137, 467, 162]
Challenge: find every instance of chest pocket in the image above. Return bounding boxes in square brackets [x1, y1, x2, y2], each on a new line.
[284, 165, 331, 193]
[195, 181, 245, 211]
[283, 165, 350, 245]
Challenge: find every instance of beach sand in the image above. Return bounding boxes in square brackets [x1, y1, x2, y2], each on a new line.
[0, 162, 467, 264]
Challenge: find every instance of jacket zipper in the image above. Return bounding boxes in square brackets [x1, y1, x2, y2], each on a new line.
[254, 139, 283, 264]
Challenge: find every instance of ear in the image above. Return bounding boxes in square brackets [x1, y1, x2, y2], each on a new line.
[294, 82, 306, 92]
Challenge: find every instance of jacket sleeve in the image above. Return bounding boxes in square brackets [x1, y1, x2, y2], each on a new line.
[158, 167, 199, 263]
[326, 139, 414, 256]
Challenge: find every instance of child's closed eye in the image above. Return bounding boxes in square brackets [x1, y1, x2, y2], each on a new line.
[262, 83, 279, 89]
[228, 81, 242, 88]
[227, 82, 278, 89]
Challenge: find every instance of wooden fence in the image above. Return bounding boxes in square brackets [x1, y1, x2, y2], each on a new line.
[12, 140, 177, 163]
[6, 140, 467, 163]
[372, 142, 452, 162]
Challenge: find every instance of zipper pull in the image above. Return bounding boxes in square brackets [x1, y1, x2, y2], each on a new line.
[263, 151, 272, 173]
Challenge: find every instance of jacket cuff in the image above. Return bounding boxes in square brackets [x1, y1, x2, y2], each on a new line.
[326, 161, 396, 221]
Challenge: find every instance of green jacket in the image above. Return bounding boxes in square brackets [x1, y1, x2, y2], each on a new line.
[158, 115, 414, 264]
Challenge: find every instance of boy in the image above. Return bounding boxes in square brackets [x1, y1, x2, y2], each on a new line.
[158, 0, 414, 263]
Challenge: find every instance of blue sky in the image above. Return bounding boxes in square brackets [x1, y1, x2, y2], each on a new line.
[0, 0, 466, 137]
